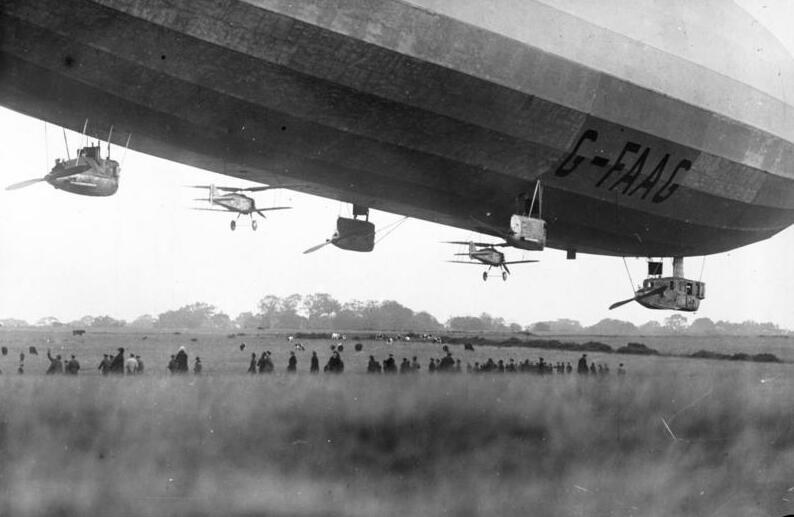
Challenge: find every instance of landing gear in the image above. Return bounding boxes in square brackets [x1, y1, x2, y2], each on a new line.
[252, 219, 258, 231]
[502, 271, 508, 281]
[230, 220, 236, 231]
[482, 271, 488, 282]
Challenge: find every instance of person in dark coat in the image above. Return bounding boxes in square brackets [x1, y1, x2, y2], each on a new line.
[46, 349, 63, 375]
[287, 352, 297, 373]
[310, 351, 319, 373]
[98, 354, 111, 376]
[167, 355, 177, 374]
[175, 347, 188, 374]
[109, 348, 125, 375]
[383, 354, 396, 373]
[65, 355, 80, 375]
[577, 354, 589, 375]
[247, 353, 257, 374]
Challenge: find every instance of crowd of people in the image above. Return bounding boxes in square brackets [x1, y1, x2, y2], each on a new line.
[9, 343, 627, 378]
[364, 351, 625, 376]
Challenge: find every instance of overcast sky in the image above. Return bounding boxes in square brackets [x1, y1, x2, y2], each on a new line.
[1, 1, 793, 329]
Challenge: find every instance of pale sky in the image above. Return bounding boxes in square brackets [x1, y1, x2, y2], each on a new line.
[1, 1, 793, 329]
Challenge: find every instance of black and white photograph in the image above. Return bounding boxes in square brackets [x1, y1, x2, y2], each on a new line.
[1, 1, 794, 515]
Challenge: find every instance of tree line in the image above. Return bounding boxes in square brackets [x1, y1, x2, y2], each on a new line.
[0, 295, 788, 335]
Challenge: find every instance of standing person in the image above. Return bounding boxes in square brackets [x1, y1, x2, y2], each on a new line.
[193, 357, 202, 375]
[175, 346, 189, 374]
[109, 348, 125, 375]
[287, 352, 297, 373]
[98, 354, 111, 376]
[247, 352, 257, 374]
[135, 355, 144, 374]
[125, 353, 139, 375]
[167, 354, 177, 374]
[383, 354, 396, 374]
[65, 355, 80, 375]
[46, 349, 63, 375]
[577, 354, 589, 375]
[310, 351, 319, 374]
[411, 356, 420, 372]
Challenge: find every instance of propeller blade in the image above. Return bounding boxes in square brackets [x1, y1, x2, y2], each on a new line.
[303, 239, 336, 254]
[608, 297, 638, 311]
[444, 241, 499, 247]
[256, 206, 292, 212]
[241, 184, 305, 192]
[609, 286, 666, 310]
[6, 178, 45, 190]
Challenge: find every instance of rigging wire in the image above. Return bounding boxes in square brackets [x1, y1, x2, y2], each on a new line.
[43, 122, 49, 169]
[374, 216, 409, 245]
[698, 256, 706, 282]
[622, 257, 636, 294]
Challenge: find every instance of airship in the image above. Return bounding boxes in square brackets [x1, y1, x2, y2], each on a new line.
[1, 0, 793, 309]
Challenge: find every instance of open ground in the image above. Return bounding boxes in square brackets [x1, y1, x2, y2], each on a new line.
[0, 328, 793, 516]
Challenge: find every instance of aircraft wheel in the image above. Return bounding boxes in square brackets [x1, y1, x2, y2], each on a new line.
[252, 220, 258, 231]
[482, 271, 488, 282]
[230, 220, 236, 231]
[502, 272, 508, 281]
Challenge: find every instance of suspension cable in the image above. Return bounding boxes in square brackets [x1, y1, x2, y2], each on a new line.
[698, 256, 706, 282]
[375, 216, 409, 245]
[622, 257, 636, 294]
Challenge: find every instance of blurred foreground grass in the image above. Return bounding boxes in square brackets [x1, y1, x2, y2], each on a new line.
[1, 369, 794, 517]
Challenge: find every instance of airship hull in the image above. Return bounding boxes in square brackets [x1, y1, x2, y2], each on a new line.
[1, 0, 793, 255]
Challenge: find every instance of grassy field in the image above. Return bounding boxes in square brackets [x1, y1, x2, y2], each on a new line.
[0, 329, 793, 516]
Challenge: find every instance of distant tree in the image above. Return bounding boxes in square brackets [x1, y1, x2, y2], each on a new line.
[509, 323, 522, 332]
[447, 316, 488, 332]
[235, 312, 260, 329]
[531, 319, 583, 334]
[532, 322, 551, 332]
[129, 314, 156, 328]
[209, 312, 233, 330]
[36, 316, 61, 327]
[664, 314, 688, 333]
[91, 315, 126, 328]
[0, 318, 28, 327]
[411, 311, 443, 331]
[303, 293, 341, 328]
[587, 318, 638, 335]
[156, 302, 218, 329]
[689, 317, 717, 334]
[637, 320, 662, 334]
[70, 315, 95, 327]
[256, 294, 307, 329]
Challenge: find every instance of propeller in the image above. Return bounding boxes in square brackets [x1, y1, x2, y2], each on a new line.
[6, 178, 47, 190]
[187, 184, 303, 192]
[444, 240, 508, 247]
[303, 236, 338, 254]
[609, 286, 666, 310]
[6, 178, 46, 191]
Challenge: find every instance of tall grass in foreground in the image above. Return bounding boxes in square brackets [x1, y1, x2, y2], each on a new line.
[0, 369, 793, 516]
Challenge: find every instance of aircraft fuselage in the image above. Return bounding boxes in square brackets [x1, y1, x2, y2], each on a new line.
[213, 194, 255, 214]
